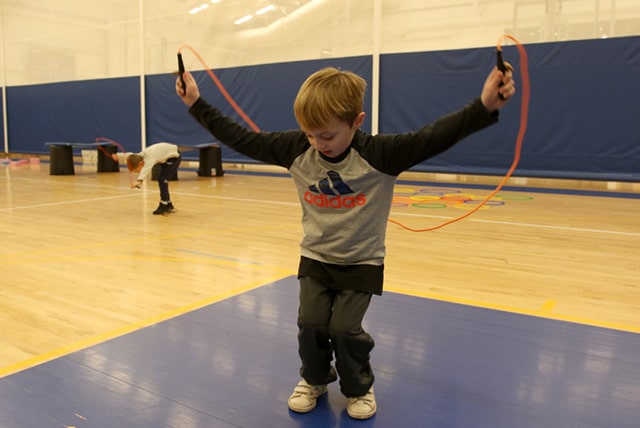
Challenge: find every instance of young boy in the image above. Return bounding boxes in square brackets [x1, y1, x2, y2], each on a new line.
[113, 142, 182, 215]
[176, 65, 514, 419]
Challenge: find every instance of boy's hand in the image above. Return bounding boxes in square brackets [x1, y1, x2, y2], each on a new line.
[481, 66, 516, 112]
[131, 180, 142, 189]
[112, 154, 119, 162]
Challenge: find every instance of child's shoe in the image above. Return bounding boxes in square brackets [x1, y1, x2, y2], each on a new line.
[153, 202, 173, 215]
[347, 387, 377, 419]
[287, 379, 327, 413]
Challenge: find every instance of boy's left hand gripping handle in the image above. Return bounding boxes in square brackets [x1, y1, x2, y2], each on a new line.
[178, 53, 186, 95]
[496, 50, 512, 100]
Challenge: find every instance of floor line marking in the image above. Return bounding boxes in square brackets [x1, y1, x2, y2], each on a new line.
[175, 192, 639, 237]
[390, 212, 640, 237]
[386, 286, 640, 334]
[176, 248, 265, 265]
[0, 194, 140, 212]
[540, 299, 557, 312]
[175, 191, 299, 207]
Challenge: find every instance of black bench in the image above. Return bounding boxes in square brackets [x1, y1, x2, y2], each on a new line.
[46, 141, 224, 178]
[45, 142, 119, 175]
[150, 143, 224, 181]
[177, 143, 224, 177]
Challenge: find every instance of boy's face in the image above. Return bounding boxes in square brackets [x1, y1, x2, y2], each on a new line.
[303, 112, 365, 159]
[130, 161, 144, 173]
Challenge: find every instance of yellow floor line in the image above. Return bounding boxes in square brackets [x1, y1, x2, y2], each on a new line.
[386, 287, 640, 334]
[540, 299, 557, 312]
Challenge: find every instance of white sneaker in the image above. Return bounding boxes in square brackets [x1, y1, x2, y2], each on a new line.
[347, 387, 377, 419]
[287, 379, 328, 413]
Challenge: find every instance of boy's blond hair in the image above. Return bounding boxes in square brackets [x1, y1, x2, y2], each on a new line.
[127, 154, 143, 171]
[293, 67, 366, 130]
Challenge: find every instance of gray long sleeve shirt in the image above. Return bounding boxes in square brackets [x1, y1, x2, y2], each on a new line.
[135, 142, 180, 182]
[189, 97, 498, 293]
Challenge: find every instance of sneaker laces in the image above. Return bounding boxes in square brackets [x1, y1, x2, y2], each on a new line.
[349, 390, 375, 407]
[292, 382, 320, 398]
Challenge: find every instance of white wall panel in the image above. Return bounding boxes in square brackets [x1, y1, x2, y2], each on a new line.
[0, 0, 639, 86]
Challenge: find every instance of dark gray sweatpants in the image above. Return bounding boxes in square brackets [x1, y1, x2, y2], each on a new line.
[297, 275, 375, 397]
[157, 154, 181, 202]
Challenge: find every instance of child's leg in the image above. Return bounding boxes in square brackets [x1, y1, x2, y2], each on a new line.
[329, 290, 374, 398]
[297, 276, 339, 386]
[157, 155, 181, 202]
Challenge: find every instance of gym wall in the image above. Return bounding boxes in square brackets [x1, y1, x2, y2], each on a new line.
[1, 0, 639, 181]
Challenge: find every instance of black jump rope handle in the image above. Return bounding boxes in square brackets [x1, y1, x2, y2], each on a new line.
[496, 50, 507, 100]
[178, 53, 186, 95]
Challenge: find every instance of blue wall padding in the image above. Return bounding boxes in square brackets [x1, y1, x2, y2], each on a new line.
[380, 37, 640, 180]
[145, 55, 372, 163]
[6, 77, 141, 154]
[4, 37, 639, 181]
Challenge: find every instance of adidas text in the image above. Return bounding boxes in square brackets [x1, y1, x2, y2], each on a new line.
[303, 191, 366, 208]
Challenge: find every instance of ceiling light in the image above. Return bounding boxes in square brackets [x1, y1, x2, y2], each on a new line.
[189, 3, 209, 14]
[256, 5, 275, 15]
[234, 15, 253, 25]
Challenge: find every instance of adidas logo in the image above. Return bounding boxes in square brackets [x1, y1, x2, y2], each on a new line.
[304, 171, 366, 208]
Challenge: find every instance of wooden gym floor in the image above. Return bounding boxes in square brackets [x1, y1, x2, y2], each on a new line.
[1, 158, 639, 427]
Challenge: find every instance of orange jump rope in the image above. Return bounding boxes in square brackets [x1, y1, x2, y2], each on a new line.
[178, 45, 260, 132]
[178, 35, 530, 232]
[94, 137, 140, 187]
[388, 35, 530, 231]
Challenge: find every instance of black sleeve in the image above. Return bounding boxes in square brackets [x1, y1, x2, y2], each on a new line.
[188, 97, 308, 169]
[358, 98, 499, 176]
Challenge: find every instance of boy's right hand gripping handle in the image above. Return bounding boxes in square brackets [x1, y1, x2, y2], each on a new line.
[496, 49, 513, 100]
[178, 53, 186, 95]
